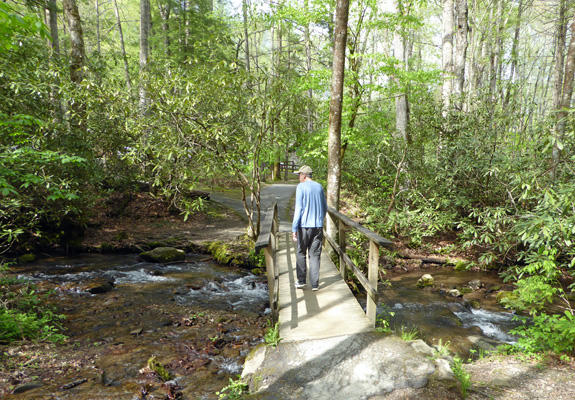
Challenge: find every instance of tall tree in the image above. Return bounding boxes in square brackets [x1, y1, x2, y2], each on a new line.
[554, 10, 575, 180]
[453, 0, 468, 103]
[242, 0, 250, 72]
[326, 0, 350, 241]
[158, 0, 171, 58]
[139, 0, 150, 115]
[46, 0, 60, 56]
[393, 0, 410, 142]
[46, 0, 65, 122]
[95, 0, 101, 54]
[504, 0, 524, 107]
[442, 0, 454, 112]
[304, 0, 314, 134]
[113, 0, 132, 91]
[551, 0, 568, 180]
[63, 0, 86, 84]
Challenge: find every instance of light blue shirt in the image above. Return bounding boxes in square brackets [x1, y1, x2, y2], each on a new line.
[292, 180, 327, 232]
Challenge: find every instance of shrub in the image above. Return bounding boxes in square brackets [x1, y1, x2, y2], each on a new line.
[0, 264, 66, 343]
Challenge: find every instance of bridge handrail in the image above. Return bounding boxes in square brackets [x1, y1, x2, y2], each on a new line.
[324, 206, 394, 326]
[255, 202, 279, 319]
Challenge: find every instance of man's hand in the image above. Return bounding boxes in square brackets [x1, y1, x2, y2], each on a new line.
[292, 232, 297, 242]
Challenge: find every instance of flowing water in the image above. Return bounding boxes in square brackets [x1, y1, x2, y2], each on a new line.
[373, 267, 521, 356]
[4, 253, 270, 399]
[5, 255, 521, 398]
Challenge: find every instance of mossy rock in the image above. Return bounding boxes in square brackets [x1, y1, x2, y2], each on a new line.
[139, 247, 186, 263]
[206, 237, 256, 268]
[468, 300, 481, 309]
[496, 290, 517, 305]
[453, 260, 469, 271]
[114, 231, 129, 241]
[459, 287, 473, 294]
[147, 356, 174, 381]
[145, 241, 168, 249]
[99, 242, 115, 253]
[417, 274, 434, 288]
[18, 254, 36, 264]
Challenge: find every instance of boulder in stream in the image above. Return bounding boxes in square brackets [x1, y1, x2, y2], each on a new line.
[12, 381, 43, 394]
[468, 280, 482, 290]
[18, 254, 36, 264]
[86, 279, 115, 294]
[417, 274, 434, 288]
[139, 247, 186, 263]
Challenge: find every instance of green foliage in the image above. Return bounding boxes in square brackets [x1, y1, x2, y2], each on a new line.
[248, 248, 266, 270]
[0, 144, 87, 252]
[0, 263, 66, 343]
[509, 311, 575, 359]
[346, 230, 369, 269]
[217, 376, 249, 400]
[147, 356, 174, 381]
[375, 305, 395, 334]
[397, 325, 419, 341]
[451, 355, 471, 399]
[432, 339, 451, 358]
[457, 206, 516, 266]
[513, 182, 575, 266]
[264, 320, 281, 347]
[0, 2, 50, 52]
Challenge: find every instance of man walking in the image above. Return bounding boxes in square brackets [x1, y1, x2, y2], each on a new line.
[292, 165, 327, 291]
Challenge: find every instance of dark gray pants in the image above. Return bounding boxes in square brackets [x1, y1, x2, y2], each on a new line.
[296, 227, 323, 288]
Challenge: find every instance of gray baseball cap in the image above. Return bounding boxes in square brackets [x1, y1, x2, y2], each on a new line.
[294, 165, 313, 175]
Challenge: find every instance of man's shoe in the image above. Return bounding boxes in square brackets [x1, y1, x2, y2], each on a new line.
[312, 287, 319, 291]
[295, 282, 306, 289]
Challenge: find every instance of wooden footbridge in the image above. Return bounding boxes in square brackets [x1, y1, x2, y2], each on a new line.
[255, 203, 393, 342]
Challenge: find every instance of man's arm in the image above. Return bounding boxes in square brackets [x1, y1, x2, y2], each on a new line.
[292, 186, 303, 237]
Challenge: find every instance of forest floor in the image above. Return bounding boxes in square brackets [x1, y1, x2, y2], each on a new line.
[3, 187, 575, 399]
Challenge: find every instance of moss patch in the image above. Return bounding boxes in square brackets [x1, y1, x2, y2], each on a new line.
[206, 236, 263, 269]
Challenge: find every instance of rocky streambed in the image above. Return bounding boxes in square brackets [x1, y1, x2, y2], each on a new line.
[1, 252, 269, 399]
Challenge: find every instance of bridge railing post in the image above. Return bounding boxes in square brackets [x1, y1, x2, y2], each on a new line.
[324, 207, 393, 327]
[338, 219, 347, 280]
[255, 202, 279, 321]
[367, 240, 379, 326]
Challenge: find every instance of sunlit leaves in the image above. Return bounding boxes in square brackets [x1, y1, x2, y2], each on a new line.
[0, 3, 50, 52]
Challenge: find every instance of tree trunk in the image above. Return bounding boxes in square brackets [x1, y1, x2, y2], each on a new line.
[442, 0, 454, 112]
[63, 0, 86, 84]
[139, 0, 150, 116]
[551, 0, 568, 180]
[242, 0, 250, 72]
[113, 0, 132, 92]
[393, 0, 410, 143]
[504, 0, 523, 107]
[489, 0, 505, 101]
[453, 0, 468, 105]
[555, 13, 575, 178]
[95, 0, 101, 54]
[305, 0, 314, 133]
[46, 0, 65, 123]
[46, 0, 60, 56]
[158, 1, 171, 58]
[326, 0, 350, 242]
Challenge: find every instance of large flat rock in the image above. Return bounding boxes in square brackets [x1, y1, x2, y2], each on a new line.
[242, 333, 453, 400]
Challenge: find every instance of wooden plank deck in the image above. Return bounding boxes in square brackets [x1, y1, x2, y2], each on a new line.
[276, 232, 374, 342]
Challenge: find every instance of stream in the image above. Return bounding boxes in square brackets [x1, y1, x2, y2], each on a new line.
[372, 266, 521, 356]
[4, 253, 269, 399]
[5, 255, 520, 398]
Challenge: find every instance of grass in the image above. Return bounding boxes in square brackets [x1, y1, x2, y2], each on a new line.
[398, 325, 419, 341]
[264, 320, 282, 347]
